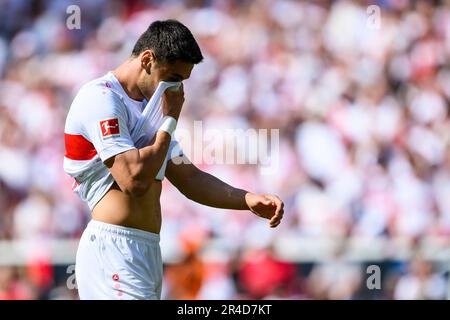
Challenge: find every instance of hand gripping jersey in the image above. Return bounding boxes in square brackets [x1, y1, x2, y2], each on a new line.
[63, 72, 183, 210]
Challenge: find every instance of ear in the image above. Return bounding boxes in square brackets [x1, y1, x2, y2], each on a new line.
[140, 50, 156, 75]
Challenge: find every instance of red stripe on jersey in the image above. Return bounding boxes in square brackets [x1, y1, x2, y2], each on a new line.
[64, 133, 97, 160]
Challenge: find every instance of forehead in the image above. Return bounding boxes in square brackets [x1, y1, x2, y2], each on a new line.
[159, 60, 194, 79]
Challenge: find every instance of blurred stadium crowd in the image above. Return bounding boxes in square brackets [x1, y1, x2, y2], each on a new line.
[1, 0, 450, 299]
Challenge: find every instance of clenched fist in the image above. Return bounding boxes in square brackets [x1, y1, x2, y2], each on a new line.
[162, 83, 184, 120]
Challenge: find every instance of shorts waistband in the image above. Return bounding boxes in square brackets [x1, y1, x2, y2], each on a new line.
[87, 219, 160, 244]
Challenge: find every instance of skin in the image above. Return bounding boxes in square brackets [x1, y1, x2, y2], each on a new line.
[92, 50, 284, 234]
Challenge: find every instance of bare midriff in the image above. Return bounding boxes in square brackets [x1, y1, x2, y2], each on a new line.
[92, 181, 162, 234]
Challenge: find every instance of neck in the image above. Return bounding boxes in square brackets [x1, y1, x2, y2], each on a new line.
[112, 58, 145, 101]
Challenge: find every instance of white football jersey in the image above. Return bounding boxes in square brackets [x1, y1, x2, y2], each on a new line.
[63, 72, 182, 210]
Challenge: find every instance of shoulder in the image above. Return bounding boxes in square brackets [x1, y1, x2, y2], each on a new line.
[68, 76, 128, 122]
[74, 77, 124, 106]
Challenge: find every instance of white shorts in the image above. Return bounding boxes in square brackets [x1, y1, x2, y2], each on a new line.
[75, 220, 163, 300]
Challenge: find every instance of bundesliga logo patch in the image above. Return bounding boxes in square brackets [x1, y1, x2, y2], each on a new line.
[100, 118, 120, 139]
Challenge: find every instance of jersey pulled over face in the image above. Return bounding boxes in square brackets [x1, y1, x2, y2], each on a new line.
[63, 72, 183, 210]
[141, 58, 194, 100]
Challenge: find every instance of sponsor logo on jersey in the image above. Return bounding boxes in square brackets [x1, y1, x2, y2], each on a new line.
[100, 118, 120, 139]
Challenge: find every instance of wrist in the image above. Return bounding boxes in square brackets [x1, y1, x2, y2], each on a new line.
[166, 112, 180, 121]
[158, 116, 177, 136]
[244, 192, 253, 210]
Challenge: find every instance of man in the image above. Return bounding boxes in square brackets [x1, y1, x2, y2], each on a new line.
[64, 20, 284, 300]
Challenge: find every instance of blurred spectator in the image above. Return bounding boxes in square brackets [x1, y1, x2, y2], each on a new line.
[394, 257, 447, 300]
[164, 244, 205, 300]
[0, 266, 35, 300]
[237, 248, 298, 299]
[306, 257, 363, 300]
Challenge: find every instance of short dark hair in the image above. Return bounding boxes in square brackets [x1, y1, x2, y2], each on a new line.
[131, 19, 203, 64]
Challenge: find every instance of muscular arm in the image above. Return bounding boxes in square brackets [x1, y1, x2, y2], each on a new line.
[104, 77, 184, 197]
[165, 155, 249, 210]
[105, 131, 171, 196]
[165, 155, 284, 227]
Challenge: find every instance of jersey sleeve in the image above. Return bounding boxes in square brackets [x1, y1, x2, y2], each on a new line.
[74, 85, 136, 162]
[155, 139, 184, 180]
[167, 139, 183, 160]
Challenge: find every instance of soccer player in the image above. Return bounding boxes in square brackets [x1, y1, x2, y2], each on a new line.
[63, 20, 284, 300]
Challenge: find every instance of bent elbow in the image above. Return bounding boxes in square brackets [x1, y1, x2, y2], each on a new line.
[123, 169, 150, 197]
[121, 163, 151, 197]
[123, 180, 150, 197]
